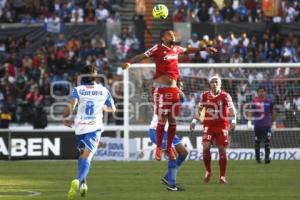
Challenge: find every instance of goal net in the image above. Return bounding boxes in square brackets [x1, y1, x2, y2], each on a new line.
[122, 63, 300, 160]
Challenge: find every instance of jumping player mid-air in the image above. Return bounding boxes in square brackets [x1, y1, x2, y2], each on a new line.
[148, 79, 188, 191]
[123, 29, 216, 161]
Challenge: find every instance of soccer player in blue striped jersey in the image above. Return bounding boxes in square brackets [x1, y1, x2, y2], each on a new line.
[63, 65, 116, 200]
[148, 115, 188, 191]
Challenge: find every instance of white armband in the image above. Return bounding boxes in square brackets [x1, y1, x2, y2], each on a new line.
[231, 116, 237, 124]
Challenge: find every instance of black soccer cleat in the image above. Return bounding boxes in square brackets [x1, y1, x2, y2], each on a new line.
[265, 159, 271, 164]
[167, 186, 185, 192]
[256, 159, 261, 164]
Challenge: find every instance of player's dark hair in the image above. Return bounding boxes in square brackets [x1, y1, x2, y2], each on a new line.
[80, 65, 96, 84]
[160, 28, 172, 42]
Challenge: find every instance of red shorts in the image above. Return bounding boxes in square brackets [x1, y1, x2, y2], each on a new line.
[153, 87, 180, 117]
[202, 126, 229, 146]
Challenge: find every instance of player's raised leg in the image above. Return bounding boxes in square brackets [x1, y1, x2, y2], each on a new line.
[155, 114, 167, 161]
[165, 114, 177, 160]
[165, 88, 181, 160]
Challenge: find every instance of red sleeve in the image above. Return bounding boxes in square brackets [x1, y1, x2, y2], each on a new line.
[144, 44, 159, 58]
[177, 46, 187, 54]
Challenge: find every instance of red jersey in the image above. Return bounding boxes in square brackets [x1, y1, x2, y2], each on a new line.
[144, 44, 186, 80]
[200, 90, 234, 129]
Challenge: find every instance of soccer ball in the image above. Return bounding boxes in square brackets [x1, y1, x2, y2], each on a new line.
[152, 4, 169, 19]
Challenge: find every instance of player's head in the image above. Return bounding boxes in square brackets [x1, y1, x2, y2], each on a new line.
[257, 86, 266, 99]
[160, 29, 175, 45]
[80, 65, 97, 84]
[209, 75, 221, 93]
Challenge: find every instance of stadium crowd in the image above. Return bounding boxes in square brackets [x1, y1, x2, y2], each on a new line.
[0, 0, 123, 24]
[173, 0, 300, 23]
[0, 0, 300, 128]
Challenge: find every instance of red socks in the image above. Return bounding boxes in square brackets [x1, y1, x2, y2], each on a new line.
[156, 122, 165, 148]
[166, 123, 176, 149]
[203, 151, 227, 177]
[219, 153, 227, 177]
[203, 150, 211, 172]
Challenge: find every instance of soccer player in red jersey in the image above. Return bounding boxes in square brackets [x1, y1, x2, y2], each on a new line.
[123, 29, 216, 161]
[190, 75, 236, 184]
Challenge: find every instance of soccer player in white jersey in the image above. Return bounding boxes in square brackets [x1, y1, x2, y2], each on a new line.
[63, 65, 116, 200]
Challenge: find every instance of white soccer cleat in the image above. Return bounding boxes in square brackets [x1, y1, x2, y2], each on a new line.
[204, 171, 212, 183]
[80, 183, 88, 197]
[219, 176, 228, 184]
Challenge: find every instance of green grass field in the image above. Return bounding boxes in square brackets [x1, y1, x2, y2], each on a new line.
[0, 160, 300, 200]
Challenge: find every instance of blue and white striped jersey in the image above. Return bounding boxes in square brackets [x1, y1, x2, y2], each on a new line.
[71, 83, 114, 135]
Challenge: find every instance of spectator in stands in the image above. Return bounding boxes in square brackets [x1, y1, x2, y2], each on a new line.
[111, 27, 132, 60]
[133, 14, 151, 52]
[66, 35, 81, 53]
[187, 33, 200, 48]
[210, 9, 224, 23]
[85, 11, 96, 23]
[284, 1, 298, 23]
[44, 12, 60, 23]
[91, 32, 106, 50]
[79, 41, 92, 60]
[239, 32, 250, 48]
[174, 0, 188, 10]
[99, 0, 112, 11]
[59, 2, 71, 22]
[21, 13, 36, 24]
[236, 0, 248, 22]
[265, 42, 279, 62]
[226, 32, 238, 55]
[96, 3, 109, 22]
[106, 10, 120, 24]
[230, 50, 243, 63]
[55, 33, 67, 48]
[200, 35, 213, 49]
[71, 3, 84, 23]
[221, 0, 234, 22]
[173, 7, 187, 22]
[1, 2, 15, 22]
[197, 1, 209, 22]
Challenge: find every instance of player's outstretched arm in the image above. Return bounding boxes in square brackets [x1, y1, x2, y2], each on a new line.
[185, 47, 218, 55]
[63, 99, 78, 128]
[122, 53, 148, 70]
